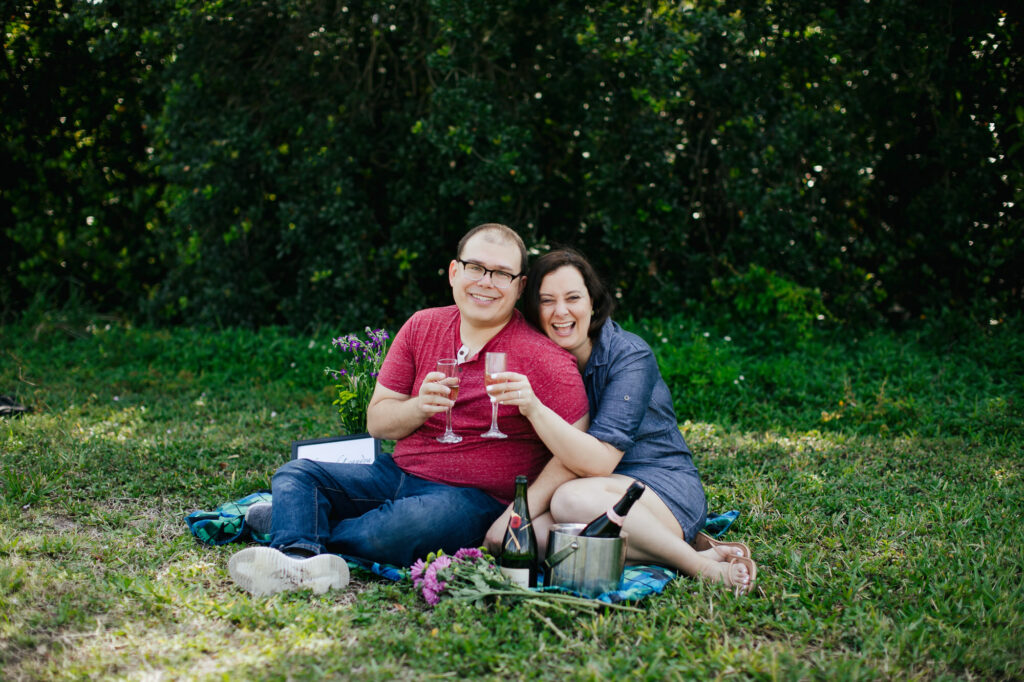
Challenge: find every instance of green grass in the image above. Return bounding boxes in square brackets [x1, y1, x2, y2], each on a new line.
[1, 314, 1022, 680]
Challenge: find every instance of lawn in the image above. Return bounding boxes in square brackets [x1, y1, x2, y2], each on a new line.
[1, 313, 1022, 680]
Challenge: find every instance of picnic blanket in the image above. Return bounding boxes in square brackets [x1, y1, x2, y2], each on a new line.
[185, 491, 274, 546]
[185, 493, 740, 602]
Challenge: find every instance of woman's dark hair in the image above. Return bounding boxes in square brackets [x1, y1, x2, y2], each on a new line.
[523, 248, 614, 340]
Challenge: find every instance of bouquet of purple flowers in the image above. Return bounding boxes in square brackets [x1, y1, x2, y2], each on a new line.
[411, 547, 494, 606]
[410, 548, 640, 617]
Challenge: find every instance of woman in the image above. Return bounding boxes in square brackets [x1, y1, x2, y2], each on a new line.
[486, 248, 756, 594]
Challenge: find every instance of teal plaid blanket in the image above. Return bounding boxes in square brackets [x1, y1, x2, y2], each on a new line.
[185, 493, 739, 602]
[185, 491, 273, 546]
[538, 563, 680, 604]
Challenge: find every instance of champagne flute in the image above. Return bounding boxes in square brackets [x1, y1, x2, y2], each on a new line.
[435, 358, 462, 443]
[481, 352, 508, 439]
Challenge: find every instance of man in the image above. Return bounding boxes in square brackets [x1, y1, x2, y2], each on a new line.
[228, 223, 588, 596]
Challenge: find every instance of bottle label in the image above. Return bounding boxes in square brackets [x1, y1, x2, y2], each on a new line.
[499, 566, 531, 589]
[606, 508, 625, 526]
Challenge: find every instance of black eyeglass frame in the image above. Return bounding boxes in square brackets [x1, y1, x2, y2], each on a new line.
[455, 259, 524, 289]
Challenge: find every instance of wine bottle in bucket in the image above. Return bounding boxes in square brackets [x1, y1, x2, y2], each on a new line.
[499, 475, 538, 587]
[579, 480, 646, 538]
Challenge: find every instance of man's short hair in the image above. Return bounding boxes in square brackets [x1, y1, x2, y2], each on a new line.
[457, 223, 528, 276]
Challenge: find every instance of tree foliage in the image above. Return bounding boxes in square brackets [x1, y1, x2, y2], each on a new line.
[3, 0, 1020, 330]
[2, 0, 168, 317]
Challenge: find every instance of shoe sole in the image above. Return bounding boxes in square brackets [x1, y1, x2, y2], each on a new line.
[228, 547, 350, 596]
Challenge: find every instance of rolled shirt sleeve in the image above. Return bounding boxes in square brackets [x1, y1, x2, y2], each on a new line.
[584, 341, 659, 453]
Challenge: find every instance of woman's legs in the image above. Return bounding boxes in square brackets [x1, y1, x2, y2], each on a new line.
[531, 512, 557, 557]
[549, 475, 752, 593]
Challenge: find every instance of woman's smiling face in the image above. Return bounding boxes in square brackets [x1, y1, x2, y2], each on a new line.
[538, 265, 593, 363]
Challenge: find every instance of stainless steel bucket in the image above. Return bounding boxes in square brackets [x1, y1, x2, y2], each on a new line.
[543, 523, 627, 598]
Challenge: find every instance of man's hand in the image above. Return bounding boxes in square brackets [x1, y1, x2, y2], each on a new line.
[415, 370, 456, 417]
[367, 371, 455, 440]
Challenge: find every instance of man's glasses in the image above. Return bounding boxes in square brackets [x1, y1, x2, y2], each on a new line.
[456, 259, 523, 289]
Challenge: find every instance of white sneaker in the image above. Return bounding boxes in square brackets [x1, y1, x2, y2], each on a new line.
[228, 546, 350, 596]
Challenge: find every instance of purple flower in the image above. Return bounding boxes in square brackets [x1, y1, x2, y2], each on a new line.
[422, 584, 441, 605]
[429, 554, 452, 574]
[421, 555, 452, 603]
[327, 327, 391, 434]
[454, 547, 484, 562]
[410, 558, 427, 588]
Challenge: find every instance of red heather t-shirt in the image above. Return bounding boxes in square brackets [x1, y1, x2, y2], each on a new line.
[377, 306, 589, 504]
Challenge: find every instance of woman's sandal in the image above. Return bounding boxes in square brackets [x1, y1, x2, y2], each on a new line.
[727, 555, 757, 596]
[694, 531, 751, 560]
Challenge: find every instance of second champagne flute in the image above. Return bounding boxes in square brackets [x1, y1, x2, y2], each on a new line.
[482, 352, 508, 438]
[435, 358, 461, 443]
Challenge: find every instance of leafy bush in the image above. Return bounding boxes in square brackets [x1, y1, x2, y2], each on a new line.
[3, 0, 1020, 330]
[710, 264, 830, 347]
[1, 2, 170, 318]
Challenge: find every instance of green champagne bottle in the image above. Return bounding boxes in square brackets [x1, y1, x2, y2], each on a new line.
[578, 480, 646, 538]
[499, 475, 538, 588]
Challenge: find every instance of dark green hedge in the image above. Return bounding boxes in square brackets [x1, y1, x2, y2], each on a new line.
[3, 0, 1021, 331]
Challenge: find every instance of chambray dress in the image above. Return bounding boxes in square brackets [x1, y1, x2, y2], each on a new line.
[583, 320, 708, 542]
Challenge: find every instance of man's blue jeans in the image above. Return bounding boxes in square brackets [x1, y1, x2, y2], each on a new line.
[270, 452, 507, 567]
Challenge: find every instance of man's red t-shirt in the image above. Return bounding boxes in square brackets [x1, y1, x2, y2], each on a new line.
[377, 305, 589, 503]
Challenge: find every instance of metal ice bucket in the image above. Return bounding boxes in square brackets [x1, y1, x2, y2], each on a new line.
[543, 523, 627, 598]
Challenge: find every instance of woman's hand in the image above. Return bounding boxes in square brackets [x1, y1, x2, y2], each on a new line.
[485, 371, 541, 419]
[415, 370, 456, 417]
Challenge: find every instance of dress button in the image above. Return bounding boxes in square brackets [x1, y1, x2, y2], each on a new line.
[623, 395, 630, 401]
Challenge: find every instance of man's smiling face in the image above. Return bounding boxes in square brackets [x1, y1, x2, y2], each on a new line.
[448, 230, 525, 331]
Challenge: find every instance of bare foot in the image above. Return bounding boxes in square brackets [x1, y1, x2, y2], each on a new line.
[697, 556, 755, 596]
[698, 546, 745, 563]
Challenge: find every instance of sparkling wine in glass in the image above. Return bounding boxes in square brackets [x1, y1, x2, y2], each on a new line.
[436, 358, 462, 443]
[481, 352, 508, 439]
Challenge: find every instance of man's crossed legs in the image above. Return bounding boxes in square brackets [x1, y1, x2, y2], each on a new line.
[229, 452, 506, 595]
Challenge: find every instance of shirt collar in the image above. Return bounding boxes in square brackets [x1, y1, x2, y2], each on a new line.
[584, 319, 617, 374]
[455, 309, 524, 363]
